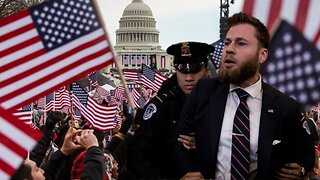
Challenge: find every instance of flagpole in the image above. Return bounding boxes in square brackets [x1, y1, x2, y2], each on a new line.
[44, 96, 47, 126]
[91, 0, 135, 112]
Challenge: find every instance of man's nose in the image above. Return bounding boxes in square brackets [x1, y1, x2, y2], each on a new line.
[185, 73, 194, 81]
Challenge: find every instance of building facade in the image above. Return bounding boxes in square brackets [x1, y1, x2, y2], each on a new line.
[102, 0, 173, 75]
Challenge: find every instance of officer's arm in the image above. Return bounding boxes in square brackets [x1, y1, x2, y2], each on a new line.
[127, 100, 166, 178]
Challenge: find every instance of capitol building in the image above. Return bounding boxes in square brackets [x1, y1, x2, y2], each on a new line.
[103, 0, 173, 75]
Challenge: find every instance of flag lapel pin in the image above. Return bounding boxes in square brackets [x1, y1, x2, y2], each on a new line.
[268, 108, 274, 113]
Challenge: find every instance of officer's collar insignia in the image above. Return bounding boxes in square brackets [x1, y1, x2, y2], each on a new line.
[143, 103, 157, 120]
[181, 42, 191, 57]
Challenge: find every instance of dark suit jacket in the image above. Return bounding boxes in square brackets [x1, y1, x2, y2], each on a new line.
[176, 78, 314, 179]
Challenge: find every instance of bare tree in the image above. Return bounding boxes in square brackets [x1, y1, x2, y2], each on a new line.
[0, 0, 46, 18]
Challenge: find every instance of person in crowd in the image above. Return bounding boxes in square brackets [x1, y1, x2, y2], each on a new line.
[176, 12, 315, 180]
[70, 126, 106, 180]
[126, 41, 215, 179]
[104, 152, 119, 180]
[29, 111, 66, 167]
[11, 125, 104, 180]
[305, 111, 320, 146]
[308, 149, 320, 180]
[11, 159, 45, 180]
[112, 109, 142, 180]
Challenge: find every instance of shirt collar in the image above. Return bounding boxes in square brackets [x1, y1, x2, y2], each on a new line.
[229, 74, 262, 99]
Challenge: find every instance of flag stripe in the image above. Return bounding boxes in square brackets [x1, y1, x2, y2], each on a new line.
[0, 162, 11, 180]
[305, 0, 320, 41]
[250, 0, 272, 27]
[2, 48, 112, 110]
[313, 29, 320, 45]
[0, 116, 38, 150]
[1, 43, 107, 102]
[242, 0, 254, 15]
[266, 0, 282, 29]
[1, 29, 106, 83]
[0, 143, 22, 176]
[1, 37, 43, 69]
[1, 42, 43, 70]
[0, 110, 41, 179]
[1, 31, 113, 110]
[243, 0, 320, 46]
[294, 0, 310, 32]
[0, 132, 27, 158]
[0, 9, 29, 27]
[0, 14, 39, 66]
[1, 23, 35, 51]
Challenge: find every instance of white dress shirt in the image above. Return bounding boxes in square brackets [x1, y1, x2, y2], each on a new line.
[215, 76, 263, 180]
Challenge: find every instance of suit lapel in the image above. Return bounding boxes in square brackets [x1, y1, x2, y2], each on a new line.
[209, 84, 229, 160]
[257, 83, 281, 177]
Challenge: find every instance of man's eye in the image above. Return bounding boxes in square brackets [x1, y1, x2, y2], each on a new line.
[238, 42, 246, 46]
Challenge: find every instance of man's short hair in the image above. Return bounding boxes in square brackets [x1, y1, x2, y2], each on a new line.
[10, 162, 32, 180]
[227, 12, 270, 49]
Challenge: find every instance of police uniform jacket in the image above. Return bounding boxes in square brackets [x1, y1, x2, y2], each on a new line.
[176, 78, 315, 179]
[127, 75, 187, 179]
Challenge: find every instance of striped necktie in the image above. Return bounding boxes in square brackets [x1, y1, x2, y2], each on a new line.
[231, 89, 250, 180]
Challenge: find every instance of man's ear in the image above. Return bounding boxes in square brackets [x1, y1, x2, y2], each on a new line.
[259, 48, 268, 64]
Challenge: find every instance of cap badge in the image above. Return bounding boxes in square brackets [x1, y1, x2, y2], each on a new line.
[181, 42, 191, 57]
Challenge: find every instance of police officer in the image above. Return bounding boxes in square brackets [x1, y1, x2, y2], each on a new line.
[126, 41, 215, 179]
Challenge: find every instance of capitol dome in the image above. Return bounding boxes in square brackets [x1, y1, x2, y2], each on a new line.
[122, 0, 153, 17]
[114, 0, 161, 50]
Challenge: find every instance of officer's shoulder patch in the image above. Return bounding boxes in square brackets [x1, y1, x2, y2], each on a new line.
[143, 103, 157, 120]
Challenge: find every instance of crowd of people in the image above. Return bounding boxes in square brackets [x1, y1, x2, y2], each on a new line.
[12, 12, 320, 180]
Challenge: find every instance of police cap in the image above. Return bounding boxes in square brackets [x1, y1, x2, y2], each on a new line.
[167, 41, 215, 73]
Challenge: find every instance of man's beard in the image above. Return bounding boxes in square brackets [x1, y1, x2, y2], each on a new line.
[218, 56, 259, 85]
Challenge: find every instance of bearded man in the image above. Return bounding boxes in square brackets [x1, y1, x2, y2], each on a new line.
[176, 12, 315, 180]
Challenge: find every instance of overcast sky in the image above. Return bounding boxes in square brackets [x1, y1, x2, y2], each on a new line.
[96, 0, 244, 50]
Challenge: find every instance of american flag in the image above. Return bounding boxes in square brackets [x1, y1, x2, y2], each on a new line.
[87, 71, 98, 87]
[0, 109, 42, 180]
[123, 55, 129, 66]
[71, 82, 88, 105]
[54, 86, 70, 113]
[0, 0, 114, 112]
[131, 54, 136, 66]
[123, 70, 139, 82]
[45, 92, 54, 112]
[12, 104, 33, 124]
[209, 38, 224, 69]
[141, 64, 167, 92]
[73, 108, 82, 121]
[71, 83, 117, 131]
[92, 85, 110, 103]
[243, 0, 320, 50]
[149, 54, 157, 69]
[131, 88, 142, 108]
[160, 56, 166, 68]
[114, 86, 125, 101]
[34, 96, 45, 109]
[260, 20, 320, 109]
[115, 109, 122, 127]
[137, 55, 141, 66]
[141, 54, 147, 64]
